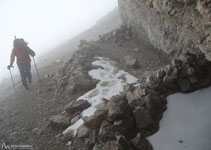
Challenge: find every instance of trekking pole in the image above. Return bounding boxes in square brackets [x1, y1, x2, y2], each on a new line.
[9, 68, 16, 93]
[32, 57, 41, 82]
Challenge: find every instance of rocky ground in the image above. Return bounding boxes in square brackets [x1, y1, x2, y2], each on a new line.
[0, 24, 210, 150]
[53, 26, 211, 150]
[0, 25, 170, 150]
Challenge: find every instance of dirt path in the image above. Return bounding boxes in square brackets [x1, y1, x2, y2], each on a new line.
[0, 77, 70, 150]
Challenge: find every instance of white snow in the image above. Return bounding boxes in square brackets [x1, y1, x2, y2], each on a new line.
[63, 57, 138, 136]
[148, 86, 211, 150]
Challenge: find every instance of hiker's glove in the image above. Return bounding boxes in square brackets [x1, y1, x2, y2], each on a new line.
[7, 65, 12, 70]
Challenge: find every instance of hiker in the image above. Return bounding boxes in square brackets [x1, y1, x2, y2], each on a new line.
[7, 38, 35, 90]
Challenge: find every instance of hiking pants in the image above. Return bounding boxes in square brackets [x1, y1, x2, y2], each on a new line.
[17, 62, 32, 88]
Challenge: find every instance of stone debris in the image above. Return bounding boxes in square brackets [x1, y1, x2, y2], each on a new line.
[49, 34, 211, 150]
[66, 53, 211, 149]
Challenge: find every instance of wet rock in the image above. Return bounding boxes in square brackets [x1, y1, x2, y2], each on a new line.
[124, 56, 139, 69]
[133, 106, 152, 129]
[49, 115, 70, 130]
[65, 100, 91, 115]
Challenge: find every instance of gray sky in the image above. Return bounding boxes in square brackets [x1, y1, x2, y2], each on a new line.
[0, 0, 118, 81]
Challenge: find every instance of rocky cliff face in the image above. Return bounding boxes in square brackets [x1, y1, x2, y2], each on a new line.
[118, 0, 211, 60]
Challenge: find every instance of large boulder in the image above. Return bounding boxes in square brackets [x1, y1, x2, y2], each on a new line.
[108, 95, 132, 122]
[133, 106, 153, 130]
[65, 100, 91, 115]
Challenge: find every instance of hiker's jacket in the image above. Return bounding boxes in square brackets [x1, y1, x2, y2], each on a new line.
[10, 46, 35, 65]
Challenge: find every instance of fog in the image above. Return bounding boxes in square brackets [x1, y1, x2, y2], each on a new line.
[0, 0, 118, 81]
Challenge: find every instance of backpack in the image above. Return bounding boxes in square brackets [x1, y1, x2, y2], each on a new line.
[13, 38, 29, 58]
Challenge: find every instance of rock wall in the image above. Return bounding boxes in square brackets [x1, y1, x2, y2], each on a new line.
[118, 0, 211, 60]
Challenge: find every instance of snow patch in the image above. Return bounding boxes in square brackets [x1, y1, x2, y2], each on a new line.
[63, 57, 138, 137]
[148, 86, 211, 150]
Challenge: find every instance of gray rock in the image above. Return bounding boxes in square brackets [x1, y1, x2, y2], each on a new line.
[77, 124, 90, 138]
[146, 75, 154, 83]
[171, 59, 182, 67]
[130, 133, 152, 150]
[134, 48, 140, 52]
[113, 117, 135, 130]
[127, 86, 148, 108]
[83, 109, 107, 129]
[177, 78, 191, 92]
[49, 115, 70, 130]
[156, 69, 166, 79]
[133, 106, 152, 129]
[99, 121, 126, 142]
[133, 86, 148, 97]
[108, 95, 131, 122]
[163, 74, 175, 84]
[71, 114, 82, 124]
[102, 141, 123, 150]
[116, 134, 130, 150]
[165, 65, 173, 76]
[65, 100, 91, 115]
[124, 56, 139, 69]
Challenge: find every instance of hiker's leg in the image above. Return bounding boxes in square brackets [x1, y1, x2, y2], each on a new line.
[25, 63, 32, 84]
[17, 63, 28, 88]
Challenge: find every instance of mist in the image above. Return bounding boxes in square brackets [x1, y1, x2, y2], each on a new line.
[0, 0, 118, 81]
